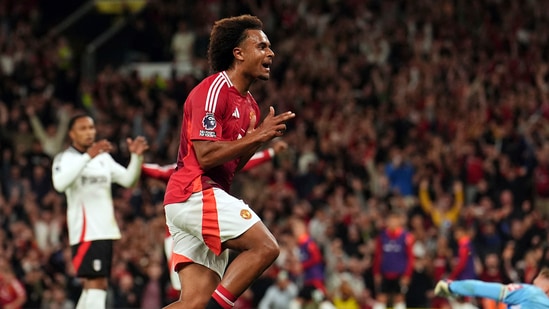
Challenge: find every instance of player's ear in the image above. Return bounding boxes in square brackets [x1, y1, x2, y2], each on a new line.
[233, 47, 244, 61]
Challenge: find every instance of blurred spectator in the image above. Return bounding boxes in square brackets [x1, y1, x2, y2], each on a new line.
[405, 247, 433, 309]
[478, 253, 508, 309]
[419, 179, 464, 236]
[40, 283, 75, 309]
[291, 285, 336, 309]
[170, 19, 196, 65]
[372, 211, 414, 309]
[0, 256, 27, 309]
[448, 224, 476, 281]
[111, 273, 139, 308]
[25, 102, 71, 158]
[291, 216, 326, 293]
[384, 146, 415, 198]
[258, 270, 298, 309]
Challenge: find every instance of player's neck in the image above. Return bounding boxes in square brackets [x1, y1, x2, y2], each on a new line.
[225, 69, 254, 96]
[72, 143, 87, 154]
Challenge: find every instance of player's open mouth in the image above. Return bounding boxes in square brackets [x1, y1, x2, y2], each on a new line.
[262, 62, 271, 71]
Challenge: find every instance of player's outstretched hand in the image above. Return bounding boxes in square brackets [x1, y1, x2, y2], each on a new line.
[87, 139, 113, 158]
[127, 136, 149, 155]
[250, 106, 295, 142]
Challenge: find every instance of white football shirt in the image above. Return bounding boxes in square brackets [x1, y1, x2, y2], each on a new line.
[52, 147, 143, 245]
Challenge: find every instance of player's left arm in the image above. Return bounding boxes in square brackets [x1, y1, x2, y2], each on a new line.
[241, 139, 288, 172]
[110, 136, 148, 187]
[142, 163, 176, 182]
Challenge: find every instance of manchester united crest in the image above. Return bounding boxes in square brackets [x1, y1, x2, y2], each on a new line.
[240, 209, 252, 220]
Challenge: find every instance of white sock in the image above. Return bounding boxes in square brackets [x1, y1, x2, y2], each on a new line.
[76, 290, 87, 309]
[373, 303, 386, 309]
[85, 289, 107, 309]
[394, 302, 406, 309]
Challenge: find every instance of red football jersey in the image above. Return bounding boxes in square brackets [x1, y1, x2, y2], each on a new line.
[164, 71, 260, 205]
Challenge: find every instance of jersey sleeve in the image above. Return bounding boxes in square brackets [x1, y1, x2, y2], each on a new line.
[109, 153, 143, 188]
[142, 163, 177, 182]
[449, 280, 536, 305]
[502, 284, 540, 305]
[188, 78, 229, 141]
[52, 151, 91, 192]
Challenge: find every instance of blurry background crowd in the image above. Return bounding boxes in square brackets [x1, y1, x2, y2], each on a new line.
[1, 0, 549, 308]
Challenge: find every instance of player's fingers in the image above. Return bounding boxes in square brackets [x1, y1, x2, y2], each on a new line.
[272, 111, 295, 123]
[275, 123, 286, 133]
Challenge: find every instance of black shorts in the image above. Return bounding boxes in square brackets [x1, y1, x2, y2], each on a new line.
[71, 240, 113, 278]
[381, 277, 404, 294]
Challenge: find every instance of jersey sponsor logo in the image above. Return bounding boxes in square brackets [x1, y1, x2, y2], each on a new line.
[382, 240, 403, 252]
[202, 113, 216, 130]
[506, 284, 523, 291]
[81, 175, 108, 185]
[93, 259, 102, 272]
[240, 209, 252, 220]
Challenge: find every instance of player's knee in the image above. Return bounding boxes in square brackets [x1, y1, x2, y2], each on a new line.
[260, 237, 280, 263]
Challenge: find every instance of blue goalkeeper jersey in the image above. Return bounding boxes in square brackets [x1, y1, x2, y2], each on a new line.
[450, 280, 549, 309]
[503, 283, 549, 308]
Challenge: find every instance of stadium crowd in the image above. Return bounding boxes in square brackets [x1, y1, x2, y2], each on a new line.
[1, 0, 549, 308]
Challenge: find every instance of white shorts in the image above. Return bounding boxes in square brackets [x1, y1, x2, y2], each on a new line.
[164, 187, 261, 278]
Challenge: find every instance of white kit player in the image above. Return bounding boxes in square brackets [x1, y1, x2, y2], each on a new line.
[52, 114, 148, 309]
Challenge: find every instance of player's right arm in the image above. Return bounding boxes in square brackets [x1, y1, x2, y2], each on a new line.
[194, 106, 294, 170]
[51, 151, 91, 192]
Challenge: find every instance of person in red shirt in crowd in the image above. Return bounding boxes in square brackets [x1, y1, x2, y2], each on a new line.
[372, 211, 414, 309]
[0, 257, 26, 309]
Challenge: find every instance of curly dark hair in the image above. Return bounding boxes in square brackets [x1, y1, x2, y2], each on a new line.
[207, 15, 263, 73]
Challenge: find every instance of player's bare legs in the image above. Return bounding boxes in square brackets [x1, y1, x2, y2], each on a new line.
[163, 263, 220, 309]
[220, 221, 279, 295]
[163, 222, 278, 309]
